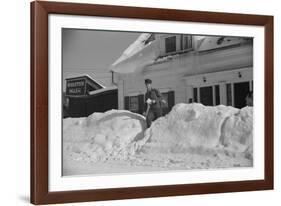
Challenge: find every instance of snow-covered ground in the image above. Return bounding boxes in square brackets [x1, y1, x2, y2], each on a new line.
[63, 103, 253, 176]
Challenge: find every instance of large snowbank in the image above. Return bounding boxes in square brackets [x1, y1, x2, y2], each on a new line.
[63, 110, 147, 162]
[145, 103, 252, 153]
[63, 103, 253, 167]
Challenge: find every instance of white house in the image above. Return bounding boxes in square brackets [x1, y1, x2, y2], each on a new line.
[111, 33, 253, 114]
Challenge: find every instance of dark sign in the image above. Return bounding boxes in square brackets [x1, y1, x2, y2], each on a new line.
[66, 79, 86, 96]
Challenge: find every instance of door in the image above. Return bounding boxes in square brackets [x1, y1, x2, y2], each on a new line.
[234, 82, 250, 108]
[200, 86, 213, 106]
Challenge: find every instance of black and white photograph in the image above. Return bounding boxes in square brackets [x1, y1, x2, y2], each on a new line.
[62, 29, 254, 176]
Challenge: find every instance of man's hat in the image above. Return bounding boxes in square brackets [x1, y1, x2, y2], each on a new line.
[145, 79, 152, 84]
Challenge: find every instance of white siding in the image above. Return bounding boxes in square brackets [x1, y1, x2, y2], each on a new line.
[115, 39, 253, 109]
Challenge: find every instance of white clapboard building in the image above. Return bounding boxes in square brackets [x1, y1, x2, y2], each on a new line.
[111, 33, 253, 114]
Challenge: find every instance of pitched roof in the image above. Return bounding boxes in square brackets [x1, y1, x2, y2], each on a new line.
[88, 86, 117, 95]
[110, 34, 249, 74]
[111, 33, 152, 67]
[110, 33, 158, 74]
[66, 74, 105, 89]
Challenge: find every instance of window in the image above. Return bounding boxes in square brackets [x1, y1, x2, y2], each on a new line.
[193, 88, 198, 103]
[129, 96, 139, 112]
[233, 82, 250, 109]
[200, 86, 213, 106]
[161, 92, 169, 115]
[124, 95, 143, 114]
[215, 85, 220, 105]
[161, 92, 169, 104]
[181, 35, 192, 50]
[226, 83, 232, 106]
[161, 91, 175, 115]
[165, 36, 176, 53]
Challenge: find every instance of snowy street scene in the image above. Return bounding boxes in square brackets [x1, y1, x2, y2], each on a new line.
[62, 29, 253, 176]
[63, 103, 252, 175]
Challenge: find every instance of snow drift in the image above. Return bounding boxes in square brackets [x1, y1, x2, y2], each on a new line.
[63, 110, 147, 162]
[63, 103, 253, 165]
[145, 103, 252, 153]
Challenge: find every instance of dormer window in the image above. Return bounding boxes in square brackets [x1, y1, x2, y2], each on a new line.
[165, 36, 176, 53]
[161, 35, 193, 57]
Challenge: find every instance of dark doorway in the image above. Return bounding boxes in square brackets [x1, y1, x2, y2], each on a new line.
[234, 82, 250, 108]
[200, 86, 213, 106]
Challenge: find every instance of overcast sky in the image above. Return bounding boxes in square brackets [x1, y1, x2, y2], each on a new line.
[62, 29, 140, 90]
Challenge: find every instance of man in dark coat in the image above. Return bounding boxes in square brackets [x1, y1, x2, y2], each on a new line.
[144, 79, 166, 128]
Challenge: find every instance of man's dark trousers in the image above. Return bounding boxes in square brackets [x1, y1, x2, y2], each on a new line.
[146, 106, 162, 128]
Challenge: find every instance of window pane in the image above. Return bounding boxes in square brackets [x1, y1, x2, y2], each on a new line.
[161, 92, 174, 115]
[165, 36, 176, 53]
[193, 88, 198, 103]
[234, 82, 250, 109]
[200, 86, 213, 106]
[129, 96, 139, 111]
[226, 83, 232, 106]
[182, 35, 192, 50]
[215, 85, 220, 105]
[162, 93, 169, 104]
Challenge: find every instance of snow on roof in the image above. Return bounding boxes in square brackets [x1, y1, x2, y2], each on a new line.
[112, 33, 151, 67]
[88, 86, 117, 95]
[65, 74, 106, 88]
[197, 36, 249, 52]
[111, 35, 247, 74]
[111, 33, 158, 74]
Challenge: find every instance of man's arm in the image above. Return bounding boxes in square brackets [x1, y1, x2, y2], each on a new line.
[155, 89, 166, 104]
[155, 89, 163, 99]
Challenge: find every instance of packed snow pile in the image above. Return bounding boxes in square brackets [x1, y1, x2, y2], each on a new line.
[63, 110, 147, 162]
[144, 103, 253, 153]
[63, 103, 253, 174]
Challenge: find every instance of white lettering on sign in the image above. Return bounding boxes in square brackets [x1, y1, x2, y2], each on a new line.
[68, 88, 82, 94]
[67, 80, 85, 87]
